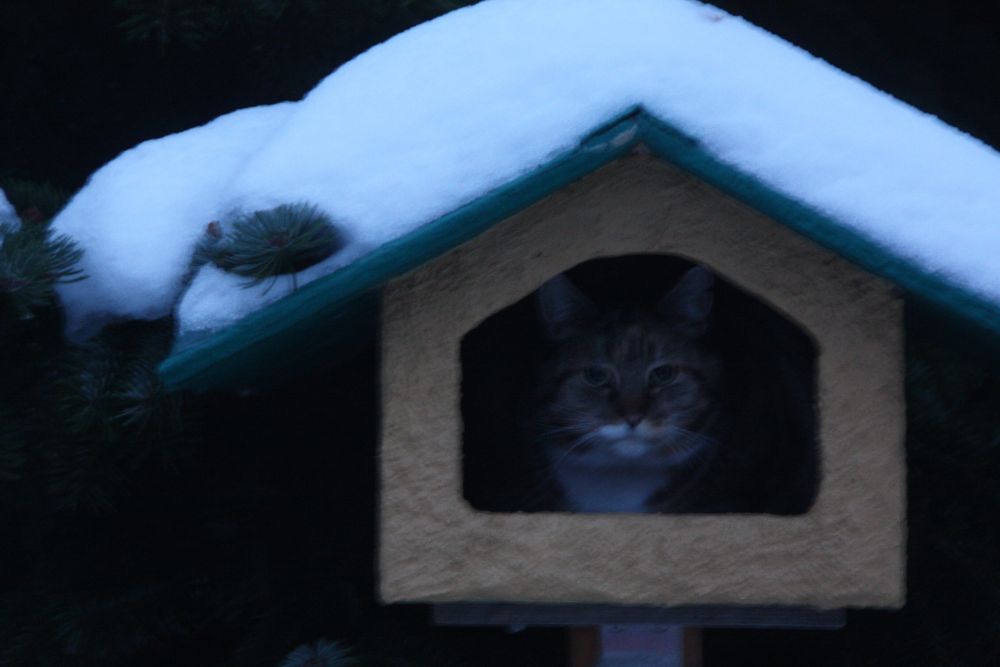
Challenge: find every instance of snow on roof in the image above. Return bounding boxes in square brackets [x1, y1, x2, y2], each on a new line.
[53, 0, 1000, 342]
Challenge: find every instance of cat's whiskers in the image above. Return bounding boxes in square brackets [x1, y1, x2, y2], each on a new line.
[660, 424, 719, 461]
[535, 423, 591, 439]
[521, 429, 606, 510]
[549, 430, 604, 469]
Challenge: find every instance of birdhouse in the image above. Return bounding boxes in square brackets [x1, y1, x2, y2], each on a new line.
[378, 125, 905, 610]
[48, 0, 996, 630]
[155, 109, 921, 613]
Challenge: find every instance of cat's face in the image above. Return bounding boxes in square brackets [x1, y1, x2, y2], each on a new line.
[535, 267, 722, 487]
[538, 322, 721, 469]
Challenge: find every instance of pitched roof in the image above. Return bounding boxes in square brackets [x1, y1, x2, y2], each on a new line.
[46, 0, 1000, 388]
[160, 109, 999, 389]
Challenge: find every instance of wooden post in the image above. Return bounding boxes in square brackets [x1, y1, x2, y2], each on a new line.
[568, 627, 601, 667]
[568, 625, 702, 667]
[432, 602, 844, 666]
[682, 628, 703, 667]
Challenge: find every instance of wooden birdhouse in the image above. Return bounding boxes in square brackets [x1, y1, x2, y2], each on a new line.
[157, 109, 933, 616]
[377, 120, 905, 611]
[141, 1, 1000, 641]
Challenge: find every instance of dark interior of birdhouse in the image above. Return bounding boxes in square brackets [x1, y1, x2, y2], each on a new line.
[461, 254, 819, 515]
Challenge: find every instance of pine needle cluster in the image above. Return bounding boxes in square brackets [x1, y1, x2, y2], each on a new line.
[114, 0, 224, 51]
[0, 222, 85, 318]
[279, 640, 356, 667]
[48, 320, 200, 515]
[0, 180, 83, 319]
[195, 202, 344, 289]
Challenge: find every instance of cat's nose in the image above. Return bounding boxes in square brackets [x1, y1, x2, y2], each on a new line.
[623, 414, 643, 428]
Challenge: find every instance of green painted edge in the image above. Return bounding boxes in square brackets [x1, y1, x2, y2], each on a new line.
[161, 107, 999, 391]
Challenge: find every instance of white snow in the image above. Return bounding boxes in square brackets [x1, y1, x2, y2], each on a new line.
[53, 102, 295, 336]
[52, 0, 1000, 340]
[0, 188, 18, 230]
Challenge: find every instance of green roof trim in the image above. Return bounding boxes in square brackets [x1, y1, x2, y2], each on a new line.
[160, 107, 999, 391]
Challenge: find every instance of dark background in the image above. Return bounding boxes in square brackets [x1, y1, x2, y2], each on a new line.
[2, 1, 999, 666]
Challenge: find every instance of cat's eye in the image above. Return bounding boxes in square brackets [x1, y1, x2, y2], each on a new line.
[648, 364, 679, 386]
[582, 366, 613, 387]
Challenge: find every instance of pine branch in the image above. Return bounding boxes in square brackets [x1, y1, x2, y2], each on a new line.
[196, 202, 344, 289]
[48, 320, 199, 515]
[279, 640, 356, 667]
[114, 0, 224, 52]
[0, 222, 85, 319]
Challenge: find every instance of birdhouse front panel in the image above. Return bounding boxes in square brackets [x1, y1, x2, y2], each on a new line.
[379, 152, 905, 608]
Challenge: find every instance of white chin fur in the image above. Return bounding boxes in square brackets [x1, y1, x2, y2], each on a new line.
[596, 423, 630, 439]
[611, 439, 650, 459]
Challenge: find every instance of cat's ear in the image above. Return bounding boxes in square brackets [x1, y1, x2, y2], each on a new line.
[658, 266, 714, 337]
[536, 273, 598, 341]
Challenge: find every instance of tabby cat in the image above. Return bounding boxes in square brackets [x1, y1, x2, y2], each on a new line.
[532, 266, 725, 513]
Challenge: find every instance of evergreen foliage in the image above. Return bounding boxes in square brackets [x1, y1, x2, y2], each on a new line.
[279, 640, 356, 667]
[0, 221, 85, 319]
[0, 181, 83, 319]
[48, 320, 199, 515]
[0, 183, 561, 666]
[196, 203, 344, 289]
[115, 0, 225, 51]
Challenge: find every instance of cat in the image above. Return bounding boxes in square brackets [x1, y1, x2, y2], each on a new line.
[460, 256, 817, 515]
[532, 266, 726, 513]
